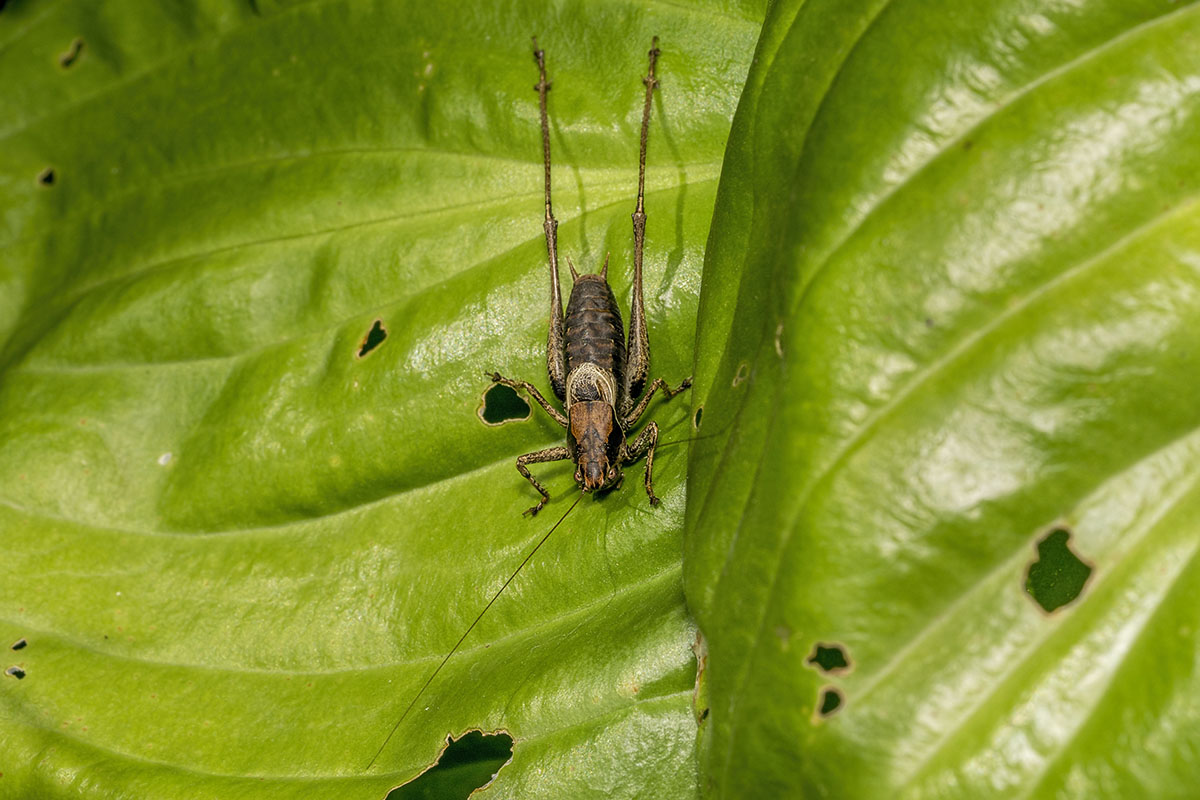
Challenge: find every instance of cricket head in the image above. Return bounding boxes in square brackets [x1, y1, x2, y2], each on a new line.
[568, 401, 625, 492]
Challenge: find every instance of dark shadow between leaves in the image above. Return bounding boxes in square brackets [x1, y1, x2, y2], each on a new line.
[385, 730, 513, 800]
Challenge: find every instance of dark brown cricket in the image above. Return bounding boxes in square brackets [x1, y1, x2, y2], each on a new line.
[365, 38, 693, 771]
[489, 36, 691, 515]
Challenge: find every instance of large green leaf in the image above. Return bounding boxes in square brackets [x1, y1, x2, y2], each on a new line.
[0, 1, 763, 797]
[688, 0, 1200, 796]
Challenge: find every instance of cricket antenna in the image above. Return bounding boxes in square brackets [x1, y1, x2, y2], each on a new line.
[365, 491, 585, 771]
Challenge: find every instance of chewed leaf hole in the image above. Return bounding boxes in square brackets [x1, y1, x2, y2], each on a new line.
[1026, 526, 1092, 613]
[817, 687, 842, 717]
[11, 638, 27, 651]
[59, 37, 84, 68]
[478, 384, 530, 426]
[38, 168, 55, 186]
[387, 730, 513, 799]
[806, 642, 850, 674]
[693, 406, 703, 429]
[732, 362, 749, 387]
[356, 319, 387, 358]
[5, 666, 25, 679]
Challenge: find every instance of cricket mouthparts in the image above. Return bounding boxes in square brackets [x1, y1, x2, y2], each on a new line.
[582, 460, 605, 491]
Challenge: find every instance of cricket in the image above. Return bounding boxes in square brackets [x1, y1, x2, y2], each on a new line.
[491, 34, 692, 516]
[367, 36, 689, 771]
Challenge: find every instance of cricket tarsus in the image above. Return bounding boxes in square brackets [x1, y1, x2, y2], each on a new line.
[493, 36, 690, 514]
[366, 492, 584, 771]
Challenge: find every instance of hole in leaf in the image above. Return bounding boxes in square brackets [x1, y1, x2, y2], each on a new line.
[11, 638, 26, 651]
[59, 37, 84, 68]
[38, 168, 55, 186]
[5, 666, 25, 680]
[387, 730, 513, 799]
[357, 319, 387, 358]
[817, 687, 842, 717]
[732, 362, 749, 387]
[478, 384, 530, 426]
[693, 406, 703, 429]
[806, 642, 850, 674]
[1026, 526, 1092, 613]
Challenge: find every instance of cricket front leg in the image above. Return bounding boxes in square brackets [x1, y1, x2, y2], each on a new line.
[488, 372, 568, 428]
[624, 420, 661, 506]
[516, 445, 571, 516]
[623, 375, 692, 429]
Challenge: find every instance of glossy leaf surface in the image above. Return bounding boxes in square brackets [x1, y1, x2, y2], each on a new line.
[0, 1, 763, 797]
[687, 0, 1200, 797]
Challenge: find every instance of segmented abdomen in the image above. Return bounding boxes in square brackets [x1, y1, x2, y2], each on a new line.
[565, 275, 625, 387]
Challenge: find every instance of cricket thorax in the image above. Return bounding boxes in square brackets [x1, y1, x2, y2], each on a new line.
[565, 362, 618, 415]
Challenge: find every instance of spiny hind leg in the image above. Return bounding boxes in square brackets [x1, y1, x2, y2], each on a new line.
[489, 372, 567, 427]
[625, 37, 661, 408]
[624, 420, 661, 506]
[623, 376, 692, 428]
[532, 39, 567, 401]
[516, 445, 571, 516]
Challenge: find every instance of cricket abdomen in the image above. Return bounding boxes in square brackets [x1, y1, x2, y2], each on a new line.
[565, 274, 625, 388]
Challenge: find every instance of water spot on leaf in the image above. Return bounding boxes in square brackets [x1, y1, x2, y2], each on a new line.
[806, 642, 851, 674]
[817, 687, 842, 717]
[357, 319, 387, 358]
[5, 666, 25, 680]
[693, 406, 703, 429]
[478, 384, 530, 426]
[388, 730, 513, 799]
[59, 38, 84, 68]
[1026, 526, 1092, 613]
[38, 168, 55, 186]
[10, 639, 26, 651]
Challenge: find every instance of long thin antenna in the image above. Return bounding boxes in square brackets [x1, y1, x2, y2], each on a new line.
[366, 492, 585, 771]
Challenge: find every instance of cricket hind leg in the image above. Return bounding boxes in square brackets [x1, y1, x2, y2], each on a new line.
[533, 39, 567, 402]
[623, 37, 661, 416]
[624, 419, 661, 506]
[516, 445, 572, 516]
[488, 372, 567, 427]
[622, 375, 692, 429]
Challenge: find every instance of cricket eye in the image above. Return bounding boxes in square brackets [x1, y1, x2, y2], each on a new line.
[574, 468, 583, 484]
[607, 466, 618, 481]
